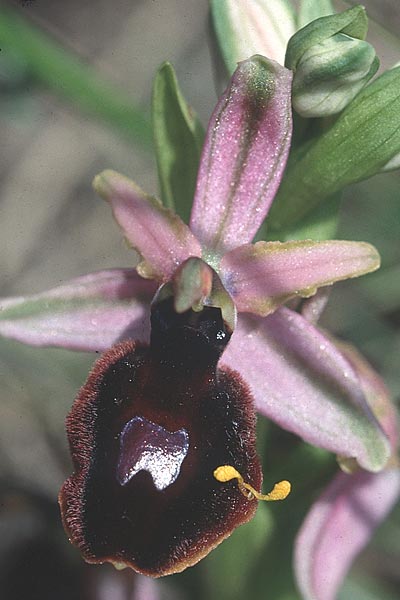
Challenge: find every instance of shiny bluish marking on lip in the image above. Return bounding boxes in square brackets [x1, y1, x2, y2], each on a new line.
[116, 416, 189, 491]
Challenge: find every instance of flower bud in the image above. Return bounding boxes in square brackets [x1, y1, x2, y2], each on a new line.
[286, 5, 379, 117]
[292, 32, 378, 117]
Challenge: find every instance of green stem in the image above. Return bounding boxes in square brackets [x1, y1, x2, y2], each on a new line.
[0, 6, 152, 148]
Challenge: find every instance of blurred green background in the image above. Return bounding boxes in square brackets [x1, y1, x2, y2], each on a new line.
[0, 1, 399, 599]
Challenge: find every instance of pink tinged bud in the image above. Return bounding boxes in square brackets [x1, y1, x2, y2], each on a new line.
[190, 56, 292, 255]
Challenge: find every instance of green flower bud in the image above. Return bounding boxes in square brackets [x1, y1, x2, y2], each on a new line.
[286, 5, 379, 117]
[292, 32, 379, 117]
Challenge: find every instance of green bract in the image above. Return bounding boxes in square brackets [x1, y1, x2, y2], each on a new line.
[152, 62, 204, 223]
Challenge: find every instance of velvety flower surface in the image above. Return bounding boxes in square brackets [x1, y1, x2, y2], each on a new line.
[0, 55, 393, 583]
[61, 297, 262, 576]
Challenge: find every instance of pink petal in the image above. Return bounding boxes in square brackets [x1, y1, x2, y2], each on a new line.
[94, 170, 201, 282]
[294, 468, 400, 600]
[190, 56, 292, 255]
[221, 308, 390, 471]
[339, 342, 399, 451]
[220, 240, 380, 315]
[0, 270, 156, 351]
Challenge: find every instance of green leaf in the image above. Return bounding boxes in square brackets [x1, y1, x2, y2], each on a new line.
[152, 62, 204, 222]
[269, 66, 400, 229]
[0, 6, 152, 148]
[286, 5, 368, 70]
[204, 504, 273, 600]
[298, 0, 335, 28]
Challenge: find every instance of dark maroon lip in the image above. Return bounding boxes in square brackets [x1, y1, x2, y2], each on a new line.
[59, 299, 261, 576]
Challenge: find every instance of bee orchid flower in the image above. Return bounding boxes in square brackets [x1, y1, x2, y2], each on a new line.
[0, 56, 394, 587]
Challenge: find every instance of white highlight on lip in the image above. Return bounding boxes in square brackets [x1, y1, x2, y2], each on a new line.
[116, 416, 189, 491]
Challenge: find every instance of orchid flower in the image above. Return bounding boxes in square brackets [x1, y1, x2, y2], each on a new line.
[0, 56, 393, 587]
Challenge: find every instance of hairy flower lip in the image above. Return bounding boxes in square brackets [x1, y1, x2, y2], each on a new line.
[59, 300, 262, 576]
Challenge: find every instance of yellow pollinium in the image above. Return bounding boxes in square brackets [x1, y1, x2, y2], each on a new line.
[213, 465, 291, 502]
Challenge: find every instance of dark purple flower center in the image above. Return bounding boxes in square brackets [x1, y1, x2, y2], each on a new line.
[59, 298, 262, 576]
